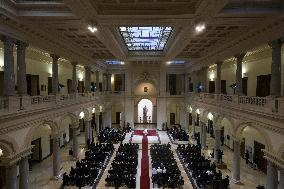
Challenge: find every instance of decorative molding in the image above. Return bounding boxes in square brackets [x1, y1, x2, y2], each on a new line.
[263, 150, 284, 169]
[0, 145, 33, 166]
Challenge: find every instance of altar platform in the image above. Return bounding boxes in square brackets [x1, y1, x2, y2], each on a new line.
[134, 123, 157, 130]
[129, 129, 160, 144]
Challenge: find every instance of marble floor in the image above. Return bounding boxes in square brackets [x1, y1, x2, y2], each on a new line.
[28, 130, 267, 189]
[201, 136, 267, 189]
[30, 134, 86, 189]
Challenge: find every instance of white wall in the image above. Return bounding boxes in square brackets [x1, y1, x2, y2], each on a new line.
[221, 118, 234, 149]
[0, 45, 85, 96]
[59, 118, 71, 147]
[157, 98, 166, 130]
[209, 47, 284, 96]
[31, 125, 51, 159]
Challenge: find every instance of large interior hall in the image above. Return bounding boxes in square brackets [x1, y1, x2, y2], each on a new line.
[0, 1, 284, 189]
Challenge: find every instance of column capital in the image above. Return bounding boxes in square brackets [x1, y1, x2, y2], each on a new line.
[71, 61, 78, 66]
[0, 146, 32, 167]
[234, 53, 246, 61]
[51, 133, 60, 139]
[50, 54, 60, 62]
[1, 36, 15, 44]
[71, 122, 80, 129]
[215, 61, 223, 66]
[84, 65, 92, 70]
[16, 41, 29, 50]
[269, 38, 283, 48]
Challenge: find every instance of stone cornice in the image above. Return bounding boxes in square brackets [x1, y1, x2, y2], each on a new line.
[0, 98, 100, 135]
[189, 97, 284, 135]
[0, 145, 33, 166]
[263, 150, 284, 169]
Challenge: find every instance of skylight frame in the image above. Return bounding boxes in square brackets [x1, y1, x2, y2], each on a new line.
[106, 60, 124, 65]
[118, 26, 173, 51]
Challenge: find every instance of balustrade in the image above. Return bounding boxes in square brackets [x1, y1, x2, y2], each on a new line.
[31, 95, 56, 105]
[221, 94, 233, 102]
[0, 97, 8, 110]
[0, 91, 282, 116]
[239, 96, 268, 106]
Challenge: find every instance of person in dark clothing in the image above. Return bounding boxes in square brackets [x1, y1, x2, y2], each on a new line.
[245, 150, 249, 164]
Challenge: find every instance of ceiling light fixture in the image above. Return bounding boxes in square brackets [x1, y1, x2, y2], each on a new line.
[88, 25, 98, 33]
[195, 23, 206, 33]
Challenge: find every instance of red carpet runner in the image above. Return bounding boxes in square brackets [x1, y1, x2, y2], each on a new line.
[134, 130, 156, 136]
[140, 135, 150, 189]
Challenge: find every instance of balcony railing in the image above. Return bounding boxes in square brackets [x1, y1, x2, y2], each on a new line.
[31, 95, 56, 105]
[187, 92, 283, 115]
[221, 94, 233, 102]
[0, 97, 8, 111]
[239, 96, 268, 106]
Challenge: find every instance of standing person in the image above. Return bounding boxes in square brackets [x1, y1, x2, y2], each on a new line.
[253, 153, 259, 170]
[245, 150, 249, 164]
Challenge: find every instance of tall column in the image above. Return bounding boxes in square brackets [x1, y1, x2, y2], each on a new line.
[185, 73, 189, 92]
[71, 62, 77, 93]
[280, 169, 284, 189]
[191, 113, 196, 138]
[184, 110, 189, 132]
[235, 53, 245, 95]
[199, 121, 203, 145]
[104, 106, 112, 128]
[96, 113, 100, 133]
[3, 36, 15, 96]
[266, 161, 278, 189]
[90, 120, 93, 143]
[179, 107, 186, 130]
[16, 41, 28, 96]
[84, 120, 91, 145]
[19, 156, 29, 189]
[214, 129, 221, 162]
[160, 69, 167, 95]
[202, 122, 207, 148]
[157, 98, 167, 130]
[95, 70, 100, 92]
[102, 73, 106, 91]
[6, 164, 18, 189]
[121, 73, 125, 91]
[72, 125, 79, 159]
[270, 39, 282, 96]
[107, 74, 112, 91]
[232, 139, 241, 182]
[203, 67, 209, 93]
[52, 135, 60, 178]
[215, 61, 222, 94]
[85, 66, 91, 92]
[50, 54, 59, 95]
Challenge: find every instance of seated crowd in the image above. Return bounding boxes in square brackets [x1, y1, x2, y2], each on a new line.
[98, 127, 126, 143]
[177, 144, 229, 189]
[62, 142, 114, 188]
[151, 144, 184, 188]
[168, 125, 189, 141]
[105, 143, 139, 188]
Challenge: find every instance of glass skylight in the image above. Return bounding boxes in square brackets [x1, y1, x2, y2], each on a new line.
[168, 60, 186, 65]
[106, 60, 124, 65]
[119, 26, 173, 51]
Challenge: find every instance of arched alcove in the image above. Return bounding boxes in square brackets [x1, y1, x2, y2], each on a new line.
[137, 99, 153, 123]
[236, 124, 271, 173]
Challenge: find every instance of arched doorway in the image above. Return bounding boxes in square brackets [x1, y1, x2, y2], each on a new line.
[138, 99, 153, 123]
[237, 125, 269, 174]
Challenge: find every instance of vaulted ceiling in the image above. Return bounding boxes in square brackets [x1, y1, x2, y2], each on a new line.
[1, 0, 284, 69]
